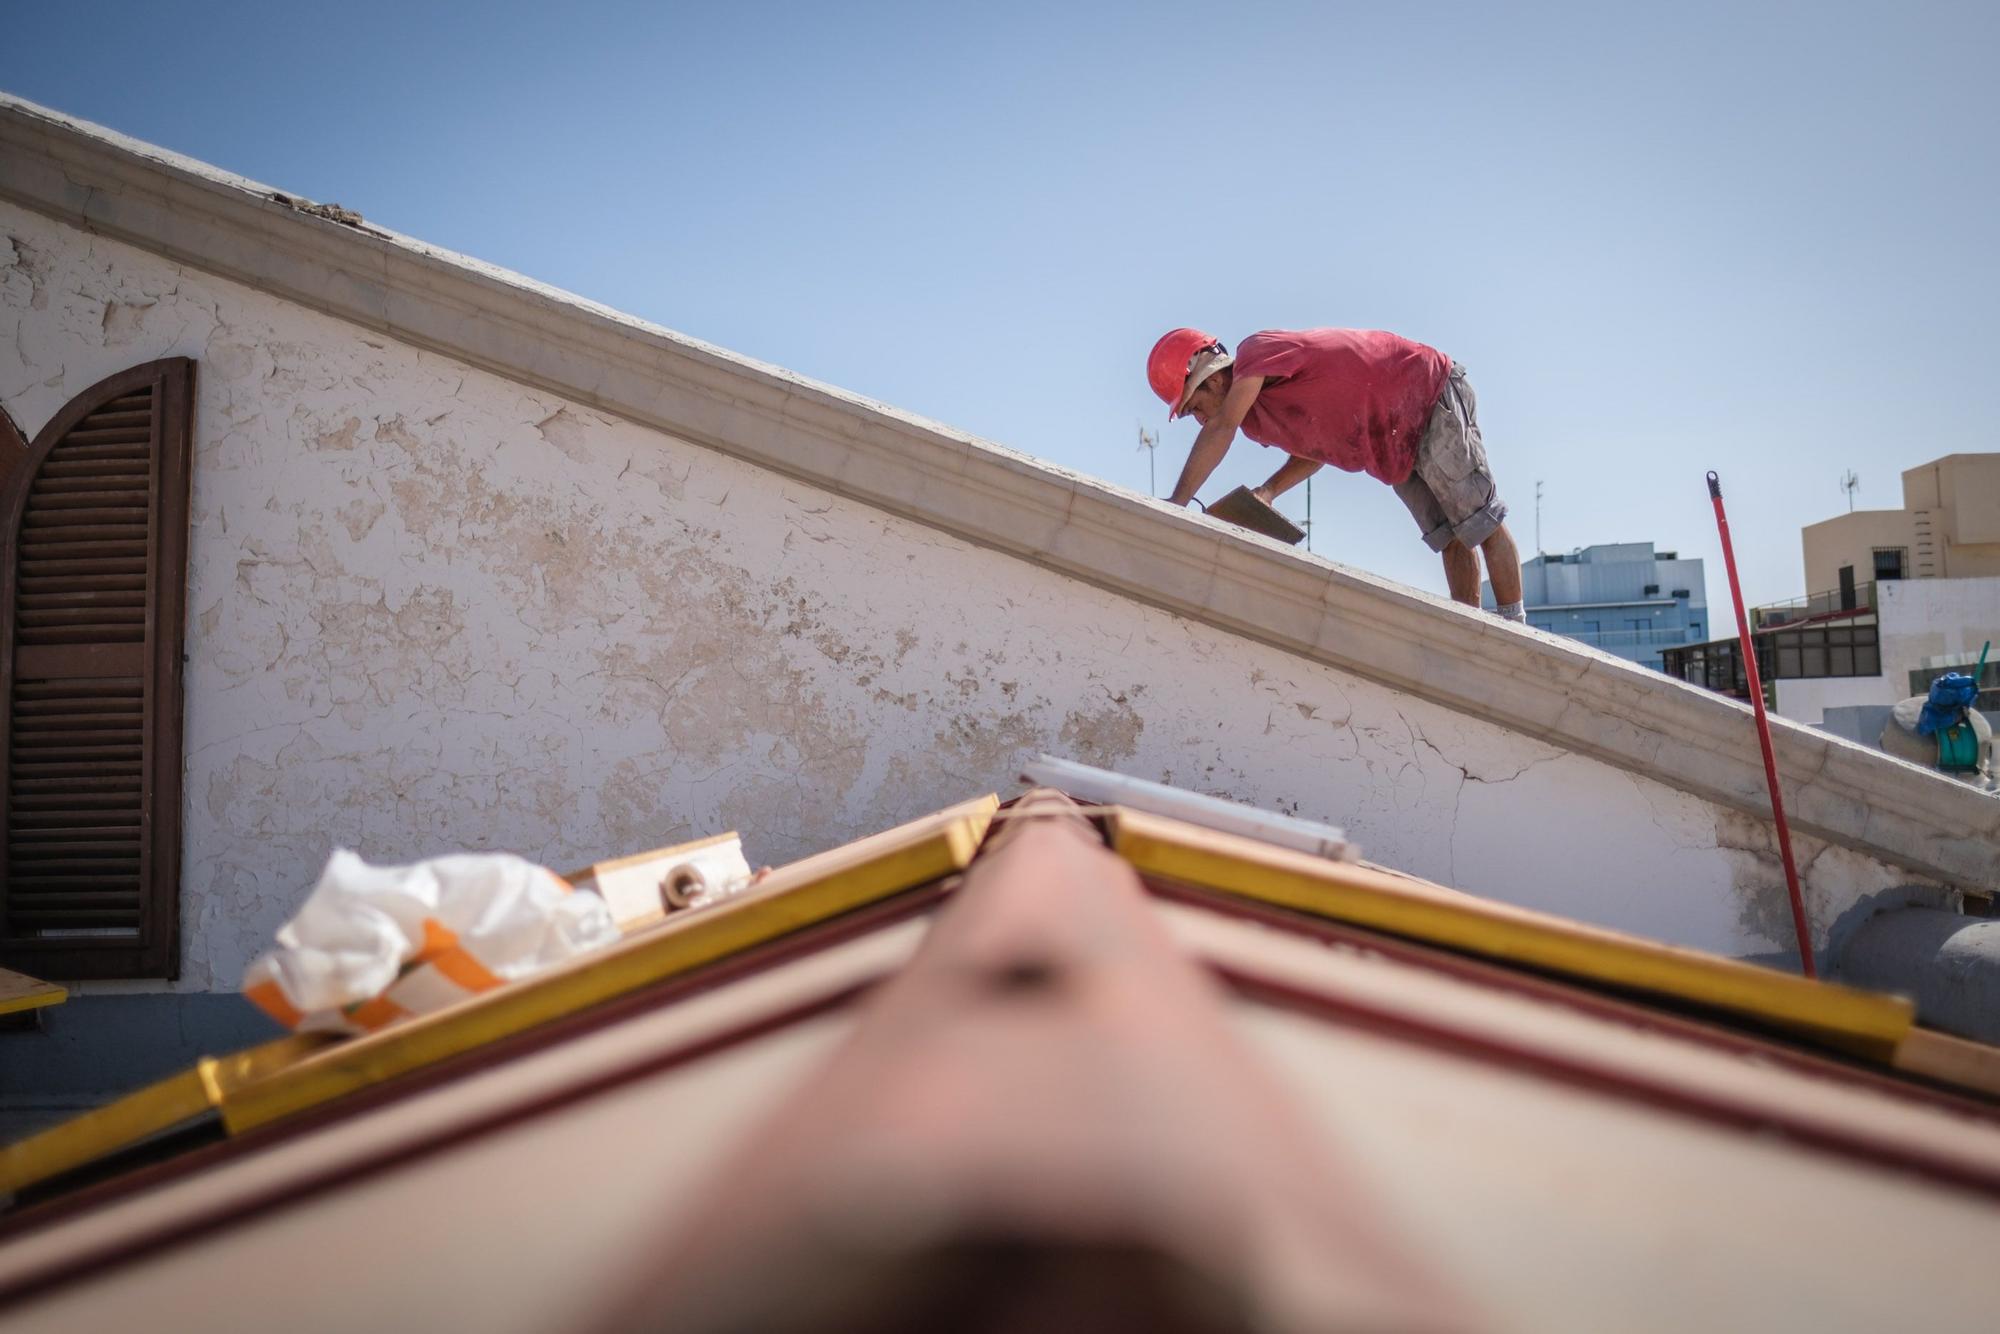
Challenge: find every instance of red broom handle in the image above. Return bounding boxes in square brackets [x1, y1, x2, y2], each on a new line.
[1707, 472, 1816, 977]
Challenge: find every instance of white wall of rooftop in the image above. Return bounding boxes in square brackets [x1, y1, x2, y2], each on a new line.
[1776, 677, 1897, 728]
[0, 198, 1958, 990]
[1772, 578, 2000, 725]
[1880, 578, 2000, 693]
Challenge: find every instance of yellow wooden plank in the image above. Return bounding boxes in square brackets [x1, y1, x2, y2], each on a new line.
[0, 967, 66, 1017]
[0, 1070, 209, 1198]
[219, 794, 997, 1134]
[195, 1033, 345, 1104]
[0, 1035, 330, 1197]
[1893, 1027, 2000, 1100]
[1107, 807, 1914, 1060]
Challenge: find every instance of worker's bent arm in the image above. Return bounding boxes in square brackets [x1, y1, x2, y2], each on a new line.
[1167, 375, 1266, 506]
[1253, 455, 1322, 504]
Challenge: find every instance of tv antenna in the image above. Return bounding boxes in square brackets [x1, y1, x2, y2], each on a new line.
[1137, 422, 1158, 497]
[1839, 470, 1859, 512]
[1535, 479, 1545, 554]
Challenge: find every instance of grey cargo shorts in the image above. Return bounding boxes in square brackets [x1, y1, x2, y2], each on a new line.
[1393, 361, 1508, 552]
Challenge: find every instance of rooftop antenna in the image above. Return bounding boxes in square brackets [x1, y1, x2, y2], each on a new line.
[1840, 470, 1859, 513]
[1304, 475, 1313, 554]
[1534, 479, 1545, 555]
[1137, 422, 1158, 497]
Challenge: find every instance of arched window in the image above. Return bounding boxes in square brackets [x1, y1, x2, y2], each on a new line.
[1, 359, 194, 979]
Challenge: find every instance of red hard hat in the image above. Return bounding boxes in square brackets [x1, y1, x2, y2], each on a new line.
[1147, 328, 1230, 418]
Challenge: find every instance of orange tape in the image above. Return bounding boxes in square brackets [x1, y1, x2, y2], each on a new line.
[413, 917, 459, 965]
[244, 979, 304, 1030]
[431, 946, 504, 994]
[346, 994, 409, 1033]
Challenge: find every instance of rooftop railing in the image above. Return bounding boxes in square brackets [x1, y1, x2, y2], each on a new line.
[1751, 580, 1878, 631]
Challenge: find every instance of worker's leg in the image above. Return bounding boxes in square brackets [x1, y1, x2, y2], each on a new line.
[1441, 540, 1482, 605]
[1391, 479, 1487, 607]
[1392, 471, 1458, 577]
[1406, 363, 1522, 620]
[1481, 523, 1523, 607]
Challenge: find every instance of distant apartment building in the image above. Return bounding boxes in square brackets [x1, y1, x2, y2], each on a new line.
[1483, 542, 1708, 671]
[1663, 453, 2000, 726]
[1804, 454, 2000, 594]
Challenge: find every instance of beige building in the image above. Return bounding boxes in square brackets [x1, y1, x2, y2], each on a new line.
[1804, 454, 2000, 595]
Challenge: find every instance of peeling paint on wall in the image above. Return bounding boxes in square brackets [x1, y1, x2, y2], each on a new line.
[0, 200, 1944, 990]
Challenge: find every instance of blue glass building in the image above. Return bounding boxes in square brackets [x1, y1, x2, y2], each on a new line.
[1483, 542, 1708, 671]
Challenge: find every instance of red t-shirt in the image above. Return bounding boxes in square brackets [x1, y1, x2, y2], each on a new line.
[1233, 329, 1450, 485]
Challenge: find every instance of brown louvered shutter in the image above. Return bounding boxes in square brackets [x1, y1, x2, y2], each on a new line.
[0, 359, 193, 979]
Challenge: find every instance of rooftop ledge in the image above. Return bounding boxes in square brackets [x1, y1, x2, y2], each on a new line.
[4, 92, 1995, 890]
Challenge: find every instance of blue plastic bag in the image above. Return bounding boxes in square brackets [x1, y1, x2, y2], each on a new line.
[1917, 672, 1981, 736]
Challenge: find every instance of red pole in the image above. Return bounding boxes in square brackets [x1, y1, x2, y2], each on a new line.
[1707, 472, 1816, 977]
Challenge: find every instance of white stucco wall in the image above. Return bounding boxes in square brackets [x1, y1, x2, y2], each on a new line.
[1775, 676, 1898, 726]
[0, 201, 1948, 989]
[1878, 577, 2000, 693]
[1771, 579, 2000, 724]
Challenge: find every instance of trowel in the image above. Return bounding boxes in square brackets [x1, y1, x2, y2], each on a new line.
[1202, 485, 1305, 545]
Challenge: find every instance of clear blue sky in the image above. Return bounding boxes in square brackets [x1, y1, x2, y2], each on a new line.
[5, 1, 1995, 609]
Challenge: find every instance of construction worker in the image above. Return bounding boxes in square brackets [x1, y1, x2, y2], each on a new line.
[1149, 327, 1525, 620]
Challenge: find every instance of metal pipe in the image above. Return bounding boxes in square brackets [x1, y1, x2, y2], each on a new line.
[1021, 754, 1356, 860]
[1707, 471, 1816, 976]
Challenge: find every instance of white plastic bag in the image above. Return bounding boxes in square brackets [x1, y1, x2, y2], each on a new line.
[243, 849, 619, 1035]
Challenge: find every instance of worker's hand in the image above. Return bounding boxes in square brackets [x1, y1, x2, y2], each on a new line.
[1164, 375, 1266, 509]
[1250, 485, 1276, 506]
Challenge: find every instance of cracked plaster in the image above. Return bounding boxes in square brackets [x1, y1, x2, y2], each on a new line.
[0, 199, 1948, 990]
